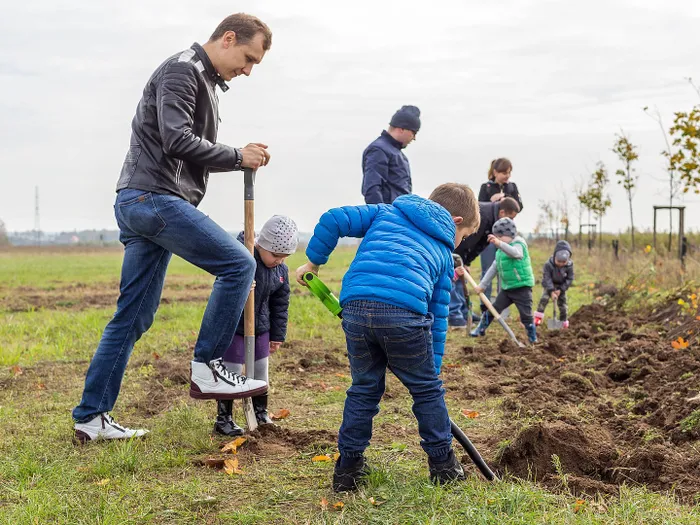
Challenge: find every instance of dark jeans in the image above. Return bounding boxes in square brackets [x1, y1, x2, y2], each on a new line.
[479, 244, 500, 312]
[493, 286, 533, 325]
[338, 301, 453, 459]
[537, 289, 568, 321]
[448, 279, 469, 326]
[72, 189, 256, 422]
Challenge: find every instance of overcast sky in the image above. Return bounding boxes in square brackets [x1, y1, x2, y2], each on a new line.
[1, 0, 699, 236]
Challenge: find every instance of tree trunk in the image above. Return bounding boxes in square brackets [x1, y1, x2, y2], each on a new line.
[669, 180, 673, 252]
[628, 191, 635, 250]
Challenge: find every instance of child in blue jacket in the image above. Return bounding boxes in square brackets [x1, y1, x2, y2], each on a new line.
[296, 184, 480, 491]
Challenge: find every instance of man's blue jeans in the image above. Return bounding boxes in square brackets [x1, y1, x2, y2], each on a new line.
[448, 279, 469, 326]
[338, 301, 453, 459]
[72, 189, 256, 422]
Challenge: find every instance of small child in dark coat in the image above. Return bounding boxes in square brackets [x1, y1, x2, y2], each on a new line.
[534, 240, 575, 328]
[214, 215, 298, 437]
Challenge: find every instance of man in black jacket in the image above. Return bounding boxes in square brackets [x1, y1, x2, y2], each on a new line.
[73, 14, 274, 443]
[451, 197, 520, 316]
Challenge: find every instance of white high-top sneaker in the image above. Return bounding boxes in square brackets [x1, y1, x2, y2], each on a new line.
[190, 358, 268, 400]
[74, 413, 149, 444]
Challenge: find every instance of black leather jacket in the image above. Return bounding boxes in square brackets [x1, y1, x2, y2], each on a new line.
[116, 43, 242, 206]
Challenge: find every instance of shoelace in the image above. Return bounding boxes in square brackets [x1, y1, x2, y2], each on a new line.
[213, 360, 247, 385]
[103, 414, 130, 433]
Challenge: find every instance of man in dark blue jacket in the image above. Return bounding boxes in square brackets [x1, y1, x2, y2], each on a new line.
[361, 105, 421, 204]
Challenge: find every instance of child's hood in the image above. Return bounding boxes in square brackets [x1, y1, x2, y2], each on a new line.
[392, 194, 455, 248]
[552, 240, 572, 258]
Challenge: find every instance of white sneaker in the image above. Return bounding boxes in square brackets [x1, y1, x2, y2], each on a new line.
[74, 413, 149, 444]
[190, 358, 268, 400]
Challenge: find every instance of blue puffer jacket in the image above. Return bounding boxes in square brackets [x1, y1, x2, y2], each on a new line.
[361, 130, 412, 204]
[306, 194, 455, 373]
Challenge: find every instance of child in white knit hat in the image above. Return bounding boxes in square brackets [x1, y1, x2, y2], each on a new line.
[214, 215, 299, 436]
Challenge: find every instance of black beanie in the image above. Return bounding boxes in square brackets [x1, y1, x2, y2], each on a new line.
[390, 105, 421, 132]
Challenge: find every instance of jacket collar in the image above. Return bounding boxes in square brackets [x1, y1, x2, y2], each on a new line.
[192, 42, 230, 93]
[381, 130, 404, 150]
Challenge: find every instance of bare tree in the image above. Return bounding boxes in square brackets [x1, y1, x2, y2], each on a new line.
[612, 131, 640, 249]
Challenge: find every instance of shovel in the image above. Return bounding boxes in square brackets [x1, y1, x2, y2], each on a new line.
[463, 272, 526, 348]
[547, 297, 564, 330]
[302, 272, 499, 482]
[242, 168, 258, 432]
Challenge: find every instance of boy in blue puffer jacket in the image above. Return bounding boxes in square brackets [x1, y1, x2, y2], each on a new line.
[296, 183, 480, 491]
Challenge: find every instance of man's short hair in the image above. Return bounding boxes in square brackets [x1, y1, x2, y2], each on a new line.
[499, 196, 520, 215]
[429, 183, 480, 232]
[210, 13, 272, 51]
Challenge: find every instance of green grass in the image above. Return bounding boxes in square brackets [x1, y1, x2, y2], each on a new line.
[1, 245, 699, 524]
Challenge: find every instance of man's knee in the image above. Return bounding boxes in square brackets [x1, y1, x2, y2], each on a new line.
[219, 245, 256, 281]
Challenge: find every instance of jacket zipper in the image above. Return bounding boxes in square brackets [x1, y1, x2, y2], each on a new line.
[514, 267, 521, 281]
[175, 160, 183, 185]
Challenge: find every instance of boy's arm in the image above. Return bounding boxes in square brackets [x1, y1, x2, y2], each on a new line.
[497, 242, 523, 259]
[269, 270, 291, 343]
[561, 262, 575, 292]
[428, 267, 452, 375]
[541, 262, 554, 292]
[306, 205, 382, 266]
[477, 261, 498, 289]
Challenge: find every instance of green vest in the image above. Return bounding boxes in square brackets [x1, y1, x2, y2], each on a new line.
[496, 239, 535, 290]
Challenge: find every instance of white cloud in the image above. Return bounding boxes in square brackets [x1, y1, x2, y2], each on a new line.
[1, 0, 699, 237]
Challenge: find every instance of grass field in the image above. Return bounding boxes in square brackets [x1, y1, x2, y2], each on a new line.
[1, 244, 699, 524]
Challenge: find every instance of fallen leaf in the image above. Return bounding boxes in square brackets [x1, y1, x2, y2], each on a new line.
[152, 351, 161, 360]
[334, 373, 349, 379]
[320, 497, 329, 510]
[573, 498, 586, 513]
[696, 316, 700, 321]
[332, 501, 345, 510]
[271, 409, 291, 420]
[461, 409, 480, 419]
[36, 382, 46, 390]
[10, 365, 22, 377]
[333, 452, 340, 461]
[221, 437, 247, 454]
[320, 381, 328, 391]
[672, 337, 690, 350]
[76, 466, 89, 473]
[224, 458, 242, 475]
[312, 455, 332, 462]
[445, 363, 460, 369]
[95, 478, 110, 486]
[368, 497, 386, 506]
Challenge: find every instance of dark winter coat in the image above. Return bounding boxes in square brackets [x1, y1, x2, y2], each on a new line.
[117, 43, 243, 207]
[234, 233, 291, 342]
[541, 240, 575, 292]
[453, 202, 501, 266]
[361, 131, 412, 204]
[478, 181, 523, 210]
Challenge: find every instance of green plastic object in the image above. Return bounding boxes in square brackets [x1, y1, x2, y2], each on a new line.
[303, 272, 343, 318]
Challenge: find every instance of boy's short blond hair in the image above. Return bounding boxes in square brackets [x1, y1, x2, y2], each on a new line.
[429, 183, 480, 232]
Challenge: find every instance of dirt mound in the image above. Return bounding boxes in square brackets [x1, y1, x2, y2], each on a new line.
[236, 425, 338, 458]
[497, 422, 617, 481]
[456, 300, 700, 501]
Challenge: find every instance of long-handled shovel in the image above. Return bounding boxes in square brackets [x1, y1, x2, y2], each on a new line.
[242, 168, 258, 432]
[302, 272, 499, 482]
[463, 272, 526, 348]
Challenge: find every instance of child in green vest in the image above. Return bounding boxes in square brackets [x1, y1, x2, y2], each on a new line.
[470, 218, 537, 343]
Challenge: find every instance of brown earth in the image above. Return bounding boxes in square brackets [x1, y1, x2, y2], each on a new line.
[454, 302, 700, 501]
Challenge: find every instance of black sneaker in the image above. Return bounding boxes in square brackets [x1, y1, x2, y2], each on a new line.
[428, 450, 466, 485]
[332, 456, 369, 492]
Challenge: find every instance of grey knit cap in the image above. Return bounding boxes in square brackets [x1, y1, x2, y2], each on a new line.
[492, 218, 517, 238]
[257, 215, 299, 255]
[555, 250, 570, 263]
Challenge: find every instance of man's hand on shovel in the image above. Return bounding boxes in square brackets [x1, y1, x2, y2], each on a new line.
[240, 143, 271, 169]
